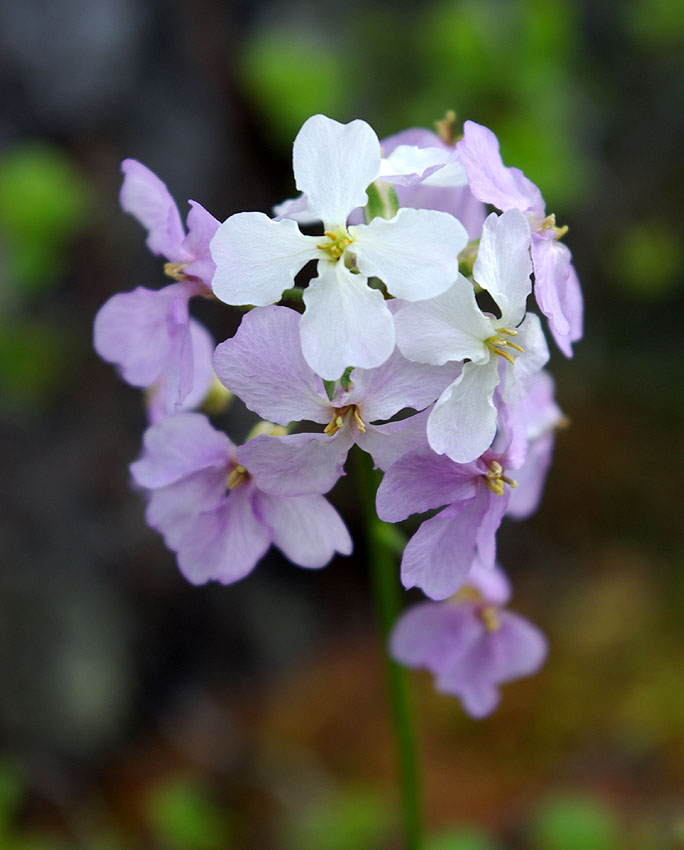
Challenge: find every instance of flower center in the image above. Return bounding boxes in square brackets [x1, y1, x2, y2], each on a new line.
[484, 460, 517, 496]
[323, 404, 366, 436]
[317, 229, 352, 261]
[164, 261, 189, 280]
[485, 327, 524, 365]
[226, 462, 249, 490]
[478, 605, 501, 632]
[540, 213, 568, 241]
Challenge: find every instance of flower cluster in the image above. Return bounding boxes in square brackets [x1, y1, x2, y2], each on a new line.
[95, 113, 582, 717]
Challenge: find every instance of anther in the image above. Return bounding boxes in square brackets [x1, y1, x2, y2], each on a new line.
[164, 262, 188, 281]
[227, 464, 248, 490]
[485, 461, 517, 495]
[479, 605, 501, 632]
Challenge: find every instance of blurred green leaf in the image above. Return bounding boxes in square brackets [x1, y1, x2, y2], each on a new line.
[241, 32, 350, 145]
[529, 796, 620, 850]
[0, 320, 72, 408]
[426, 826, 501, 850]
[0, 762, 24, 829]
[0, 144, 90, 296]
[608, 223, 683, 299]
[288, 787, 389, 850]
[145, 776, 233, 850]
[627, 0, 684, 47]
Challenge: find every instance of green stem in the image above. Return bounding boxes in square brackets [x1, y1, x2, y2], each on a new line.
[355, 449, 423, 850]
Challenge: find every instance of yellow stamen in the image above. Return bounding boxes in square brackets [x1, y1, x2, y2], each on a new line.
[164, 262, 188, 281]
[448, 585, 483, 605]
[493, 347, 515, 365]
[317, 230, 352, 260]
[485, 460, 517, 496]
[479, 605, 501, 632]
[540, 214, 568, 240]
[324, 405, 365, 436]
[485, 328, 525, 365]
[226, 464, 248, 490]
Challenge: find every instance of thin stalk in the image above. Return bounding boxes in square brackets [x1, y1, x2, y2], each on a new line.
[355, 448, 422, 850]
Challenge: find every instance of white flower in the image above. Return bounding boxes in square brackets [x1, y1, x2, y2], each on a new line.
[210, 114, 467, 380]
[394, 209, 550, 463]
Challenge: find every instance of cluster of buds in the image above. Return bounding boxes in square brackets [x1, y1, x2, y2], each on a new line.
[94, 113, 582, 717]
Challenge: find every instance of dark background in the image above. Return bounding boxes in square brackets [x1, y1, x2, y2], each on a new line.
[0, 1, 683, 848]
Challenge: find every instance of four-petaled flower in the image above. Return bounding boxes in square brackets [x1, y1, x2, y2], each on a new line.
[210, 114, 468, 379]
[394, 209, 549, 463]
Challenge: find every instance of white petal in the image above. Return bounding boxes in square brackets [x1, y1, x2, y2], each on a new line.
[293, 114, 381, 227]
[427, 360, 500, 462]
[473, 209, 532, 326]
[500, 313, 550, 404]
[378, 145, 462, 186]
[394, 275, 492, 365]
[300, 262, 395, 380]
[350, 208, 466, 301]
[210, 212, 317, 306]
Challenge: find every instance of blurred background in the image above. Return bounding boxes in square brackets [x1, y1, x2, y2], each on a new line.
[0, 0, 683, 848]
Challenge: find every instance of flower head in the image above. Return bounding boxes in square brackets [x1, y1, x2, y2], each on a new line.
[395, 209, 549, 463]
[390, 560, 547, 717]
[130, 412, 352, 585]
[456, 121, 583, 356]
[210, 115, 468, 379]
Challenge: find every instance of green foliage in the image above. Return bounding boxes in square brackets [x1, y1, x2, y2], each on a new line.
[287, 787, 390, 850]
[426, 826, 501, 850]
[608, 222, 683, 298]
[0, 320, 72, 410]
[240, 32, 350, 145]
[528, 796, 620, 850]
[145, 777, 233, 850]
[0, 144, 90, 296]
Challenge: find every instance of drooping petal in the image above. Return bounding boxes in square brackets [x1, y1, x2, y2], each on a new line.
[456, 121, 545, 219]
[130, 412, 233, 489]
[293, 114, 381, 227]
[531, 232, 583, 357]
[144, 466, 228, 551]
[488, 610, 548, 682]
[181, 201, 220, 286]
[272, 194, 315, 223]
[254, 491, 352, 568]
[120, 159, 187, 261]
[427, 360, 500, 463]
[355, 410, 430, 472]
[390, 601, 480, 673]
[473, 210, 532, 327]
[466, 559, 512, 607]
[211, 212, 318, 306]
[475, 487, 509, 568]
[236, 430, 353, 497]
[499, 313, 549, 405]
[378, 145, 463, 187]
[393, 276, 491, 366]
[213, 305, 330, 425]
[146, 318, 216, 424]
[350, 208, 466, 302]
[300, 262, 395, 380]
[506, 431, 555, 520]
[401, 499, 487, 600]
[175, 488, 272, 585]
[376, 444, 478, 523]
[93, 282, 195, 392]
[347, 348, 461, 423]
